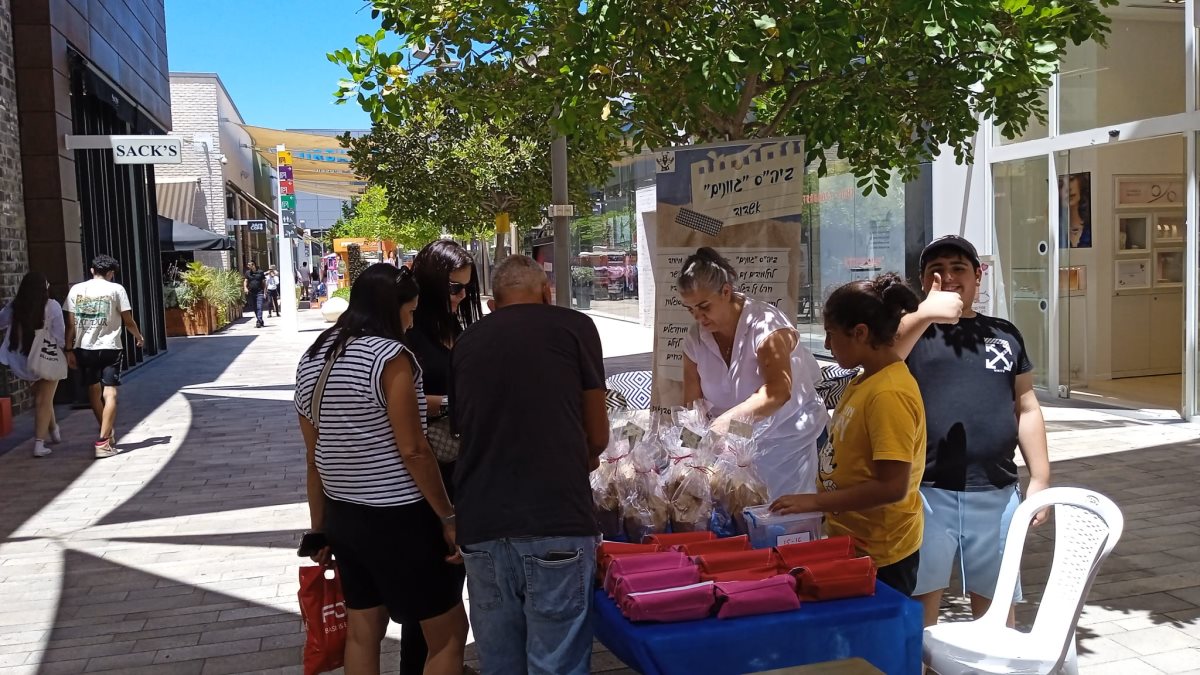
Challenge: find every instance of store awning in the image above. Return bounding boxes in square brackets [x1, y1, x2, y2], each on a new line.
[155, 177, 209, 225]
[240, 126, 368, 200]
[158, 215, 235, 252]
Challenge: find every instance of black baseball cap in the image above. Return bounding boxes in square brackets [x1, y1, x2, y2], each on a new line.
[920, 235, 981, 273]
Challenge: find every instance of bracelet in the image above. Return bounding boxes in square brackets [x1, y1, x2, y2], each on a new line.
[440, 513, 456, 524]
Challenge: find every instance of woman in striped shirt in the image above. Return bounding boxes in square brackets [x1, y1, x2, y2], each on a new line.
[296, 263, 467, 675]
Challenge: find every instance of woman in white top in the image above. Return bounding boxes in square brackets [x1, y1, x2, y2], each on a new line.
[0, 271, 66, 458]
[680, 247, 828, 498]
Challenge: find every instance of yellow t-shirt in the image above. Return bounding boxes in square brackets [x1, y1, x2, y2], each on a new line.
[819, 361, 926, 567]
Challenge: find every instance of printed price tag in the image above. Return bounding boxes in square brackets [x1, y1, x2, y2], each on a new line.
[681, 428, 703, 450]
[729, 420, 753, 438]
[623, 422, 645, 442]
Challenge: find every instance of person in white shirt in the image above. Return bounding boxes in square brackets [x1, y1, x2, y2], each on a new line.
[64, 255, 145, 459]
[266, 266, 281, 317]
[679, 247, 829, 499]
[0, 271, 66, 458]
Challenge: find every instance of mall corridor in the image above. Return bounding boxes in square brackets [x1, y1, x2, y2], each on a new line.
[0, 310, 1199, 673]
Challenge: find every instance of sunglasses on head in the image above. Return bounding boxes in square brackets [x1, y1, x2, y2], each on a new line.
[448, 281, 472, 295]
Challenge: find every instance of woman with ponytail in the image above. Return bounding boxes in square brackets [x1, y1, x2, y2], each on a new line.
[771, 273, 927, 596]
[678, 247, 828, 500]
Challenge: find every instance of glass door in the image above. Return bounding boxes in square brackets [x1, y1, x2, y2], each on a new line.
[994, 157, 1052, 389]
[1056, 151, 1083, 398]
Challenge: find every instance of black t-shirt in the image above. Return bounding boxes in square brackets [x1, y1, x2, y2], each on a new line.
[450, 303, 605, 545]
[905, 315, 1033, 491]
[244, 270, 266, 293]
[406, 325, 451, 397]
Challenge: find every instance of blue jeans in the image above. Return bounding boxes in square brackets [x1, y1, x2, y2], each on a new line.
[461, 536, 599, 675]
[249, 291, 264, 322]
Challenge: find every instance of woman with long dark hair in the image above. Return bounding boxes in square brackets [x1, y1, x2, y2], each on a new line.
[400, 239, 481, 674]
[0, 271, 66, 458]
[295, 263, 467, 675]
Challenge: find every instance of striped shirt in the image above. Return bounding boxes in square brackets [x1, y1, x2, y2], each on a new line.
[295, 333, 427, 507]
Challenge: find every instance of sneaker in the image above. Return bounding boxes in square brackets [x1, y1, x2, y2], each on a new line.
[49, 424, 62, 444]
[94, 438, 117, 459]
[32, 440, 50, 458]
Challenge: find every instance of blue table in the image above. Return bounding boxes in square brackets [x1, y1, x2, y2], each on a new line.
[592, 582, 923, 675]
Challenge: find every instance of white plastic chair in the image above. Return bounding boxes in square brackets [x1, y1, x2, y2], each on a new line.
[923, 487, 1124, 675]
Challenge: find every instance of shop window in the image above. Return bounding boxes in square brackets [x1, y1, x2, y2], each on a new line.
[1058, 6, 1185, 134]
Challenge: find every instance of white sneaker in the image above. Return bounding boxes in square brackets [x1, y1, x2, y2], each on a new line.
[49, 424, 62, 445]
[33, 440, 51, 458]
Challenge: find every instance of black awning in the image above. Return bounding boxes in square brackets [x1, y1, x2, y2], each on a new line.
[158, 216, 235, 252]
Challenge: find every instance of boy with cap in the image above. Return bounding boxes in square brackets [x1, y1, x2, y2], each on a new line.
[895, 235, 1051, 627]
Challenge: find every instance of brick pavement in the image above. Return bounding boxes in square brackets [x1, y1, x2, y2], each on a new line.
[0, 309, 1197, 674]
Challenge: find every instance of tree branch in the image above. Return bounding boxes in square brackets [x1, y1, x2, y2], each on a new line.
[732, 71, 760, 139]
[760, 75, 831, 138]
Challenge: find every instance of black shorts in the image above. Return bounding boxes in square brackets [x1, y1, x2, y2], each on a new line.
[877, 548, 920, 597]
[325, 497, 465, 622]
[75, 349, 123, 387]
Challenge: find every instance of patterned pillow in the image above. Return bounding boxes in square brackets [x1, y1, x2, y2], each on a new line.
[816, 364, 859, 410]
[606, 370, 653, 411]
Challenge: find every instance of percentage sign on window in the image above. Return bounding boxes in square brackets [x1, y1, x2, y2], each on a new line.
[1150, 184, 1179, 204]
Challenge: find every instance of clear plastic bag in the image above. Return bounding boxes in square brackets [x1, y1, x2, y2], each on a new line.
[620, 437, 670, 542]
[710, 416, 770, 537]
[661, 428, 715, 533]
[591, 435, 632, 539]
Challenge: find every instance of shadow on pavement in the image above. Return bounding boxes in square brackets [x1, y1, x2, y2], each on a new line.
[0, 335, 256, 543]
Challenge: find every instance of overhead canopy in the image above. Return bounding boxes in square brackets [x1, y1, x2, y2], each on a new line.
[155, 177, 209, 226]
[158, 215, 235, 252]
[240, 126, 368, 200]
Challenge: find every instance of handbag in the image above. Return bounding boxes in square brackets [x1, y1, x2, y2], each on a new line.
[714, 574, 800, 619]
[790, 556, 877, 602]
[298, 565, 348, 675]
[425, 414, 461, 463]
[26, 328, 67, 381]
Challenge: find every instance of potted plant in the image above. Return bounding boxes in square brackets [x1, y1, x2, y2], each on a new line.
[571, 266, 595, 310]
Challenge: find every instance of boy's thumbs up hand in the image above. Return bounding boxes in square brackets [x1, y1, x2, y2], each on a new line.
[921, 273, 964, 324]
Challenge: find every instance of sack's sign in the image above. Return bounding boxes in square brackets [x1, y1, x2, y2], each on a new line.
[113, 136, 182, 164]
[64, 135, 184, 165]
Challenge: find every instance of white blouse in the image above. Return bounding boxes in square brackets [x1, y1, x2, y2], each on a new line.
[683, 295, 828, 495]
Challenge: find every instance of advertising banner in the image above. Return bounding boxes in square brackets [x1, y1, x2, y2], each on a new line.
[651, 138, 807, 408]
[278, 151, 297, 237]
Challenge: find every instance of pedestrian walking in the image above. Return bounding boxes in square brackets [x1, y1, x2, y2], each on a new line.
[244, 261, 267, 327]
[451, 255, 609, 675]
[771, 273, 926, 596]
[266, 265, 281, 318]
[678, 247, 828, 499]
[296, 263, 467, 675]
[0, 271, 66, 458]
[894, 235, 1052, 626]
[64, 255, 145, 459]
[400, 239, 482, 674]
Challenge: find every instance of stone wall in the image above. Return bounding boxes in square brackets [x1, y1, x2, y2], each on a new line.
[0, 0, 31, 408]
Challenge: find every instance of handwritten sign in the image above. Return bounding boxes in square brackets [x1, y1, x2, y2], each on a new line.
[691, 141, 807, 228]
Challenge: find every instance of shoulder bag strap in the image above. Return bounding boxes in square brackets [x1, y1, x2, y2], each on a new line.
[310, 342, 346, 429]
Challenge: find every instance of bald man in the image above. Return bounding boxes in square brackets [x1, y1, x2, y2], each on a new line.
[449, 255, 609, 675]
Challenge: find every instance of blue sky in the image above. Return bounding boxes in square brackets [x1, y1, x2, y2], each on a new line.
[165, 0, 384, 131]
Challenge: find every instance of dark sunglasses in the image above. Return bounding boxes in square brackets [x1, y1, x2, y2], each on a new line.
[448, 282, 472, 295]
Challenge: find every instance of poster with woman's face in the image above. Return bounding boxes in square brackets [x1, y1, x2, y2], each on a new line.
[1059, 172, 1092, 249]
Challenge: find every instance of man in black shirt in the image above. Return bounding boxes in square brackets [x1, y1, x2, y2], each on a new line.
[450, 255, 608, 675]
[896, 235, 1051, 628]
[243, 261, 267, 328]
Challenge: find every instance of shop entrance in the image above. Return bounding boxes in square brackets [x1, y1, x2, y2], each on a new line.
[993, 136, 1187, 413]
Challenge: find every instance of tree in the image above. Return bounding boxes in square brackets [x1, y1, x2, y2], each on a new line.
[329, 184, 442, 251]
[333, 1, 1114, 193]
[340, 70, 623, 250]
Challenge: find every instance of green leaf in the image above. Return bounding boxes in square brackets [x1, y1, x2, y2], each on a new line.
[1034, 41, 1057, 54]
[727, 49, 745, 63]
[925, 23, 945, 37]
[754, 15, 777, 30]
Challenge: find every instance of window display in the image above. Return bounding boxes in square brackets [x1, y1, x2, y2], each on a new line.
[1155, 249, 1184, 287]
[1117, 214, 1150, 253]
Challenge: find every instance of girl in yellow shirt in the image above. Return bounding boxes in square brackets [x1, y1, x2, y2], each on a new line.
[771, 273, 927, 596]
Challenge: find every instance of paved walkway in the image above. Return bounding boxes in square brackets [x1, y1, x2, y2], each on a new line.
[0, 310, 1197, 673]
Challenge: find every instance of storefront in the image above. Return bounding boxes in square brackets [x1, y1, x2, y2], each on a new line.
[582, 151, 929, 359]
[932, 2, 1200, 417]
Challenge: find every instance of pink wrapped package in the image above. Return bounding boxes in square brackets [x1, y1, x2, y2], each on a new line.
[714, 574, 800, 619]
[620, 582, 717, 623]
[603, 551, 691, 595]
[612, 565, 702, 601]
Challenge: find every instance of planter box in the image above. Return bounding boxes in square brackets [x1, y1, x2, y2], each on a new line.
[165, 308, 189, 337]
